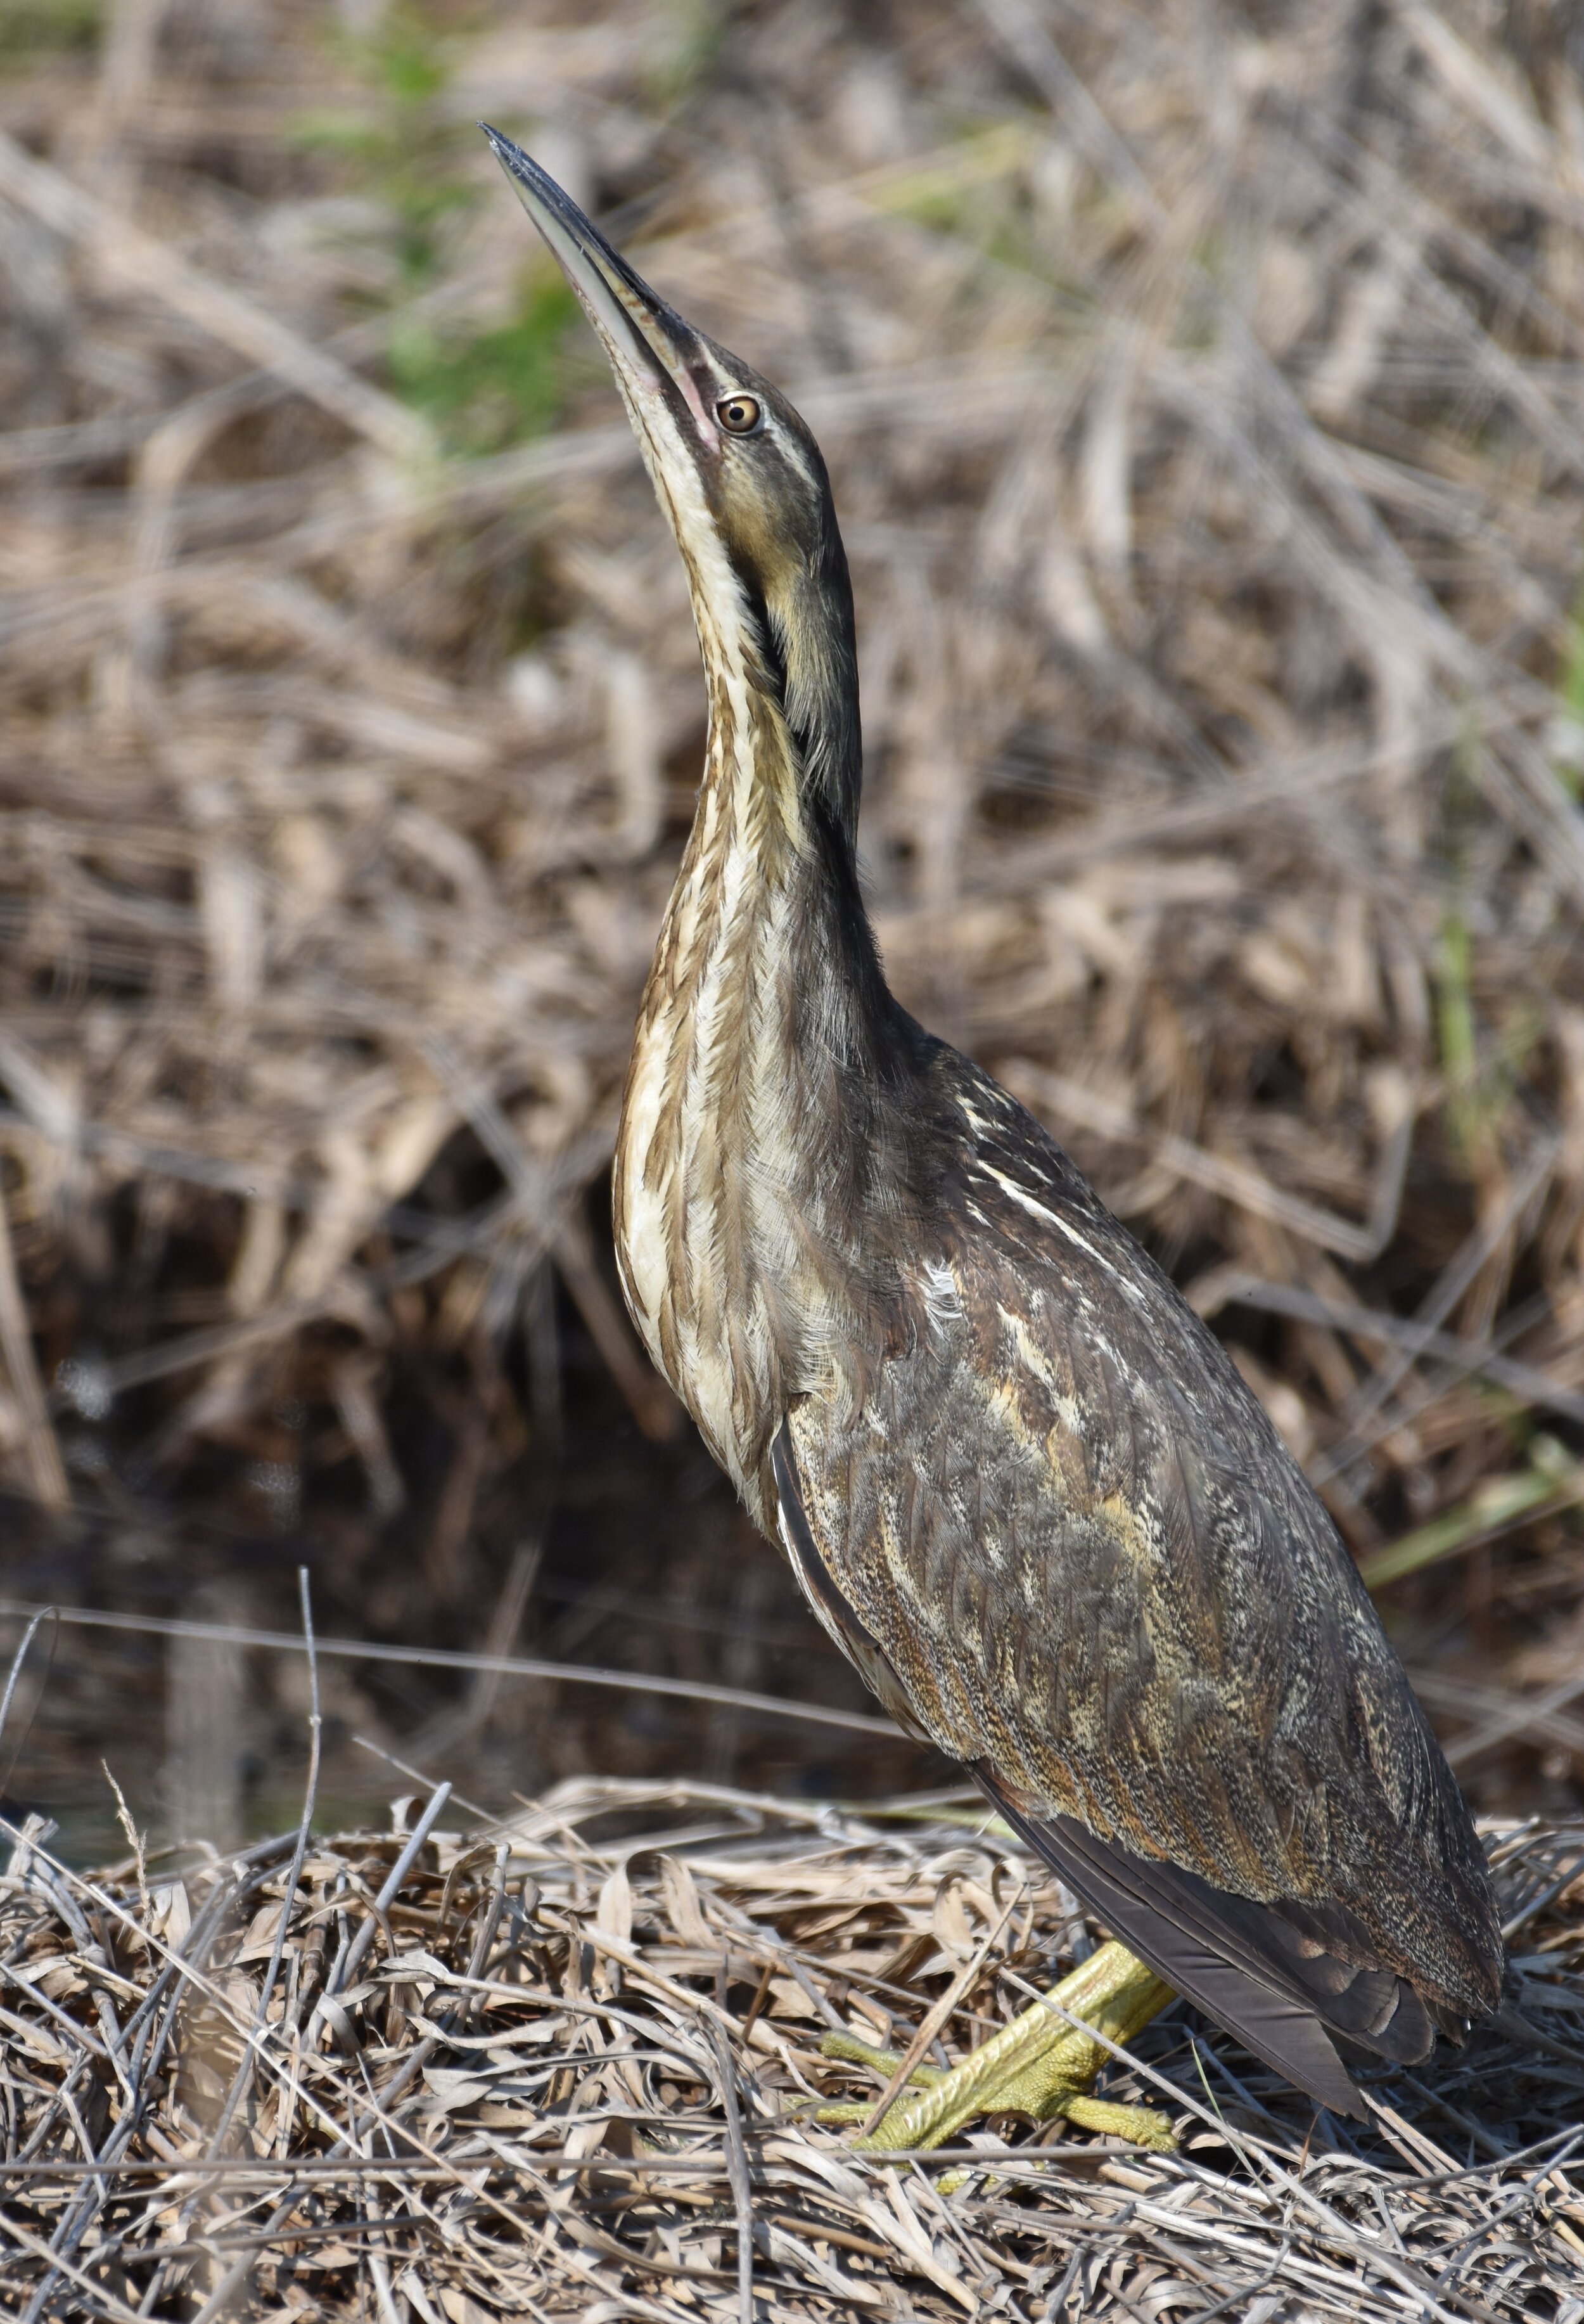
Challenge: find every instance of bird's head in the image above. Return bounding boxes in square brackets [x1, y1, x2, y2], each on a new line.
[483, 127, 859, 833]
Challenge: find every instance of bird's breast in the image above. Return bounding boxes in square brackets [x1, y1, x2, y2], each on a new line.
[614, 830, 840, 1526]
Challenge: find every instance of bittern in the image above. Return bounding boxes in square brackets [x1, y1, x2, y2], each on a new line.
[484, 128, 1503, 2146]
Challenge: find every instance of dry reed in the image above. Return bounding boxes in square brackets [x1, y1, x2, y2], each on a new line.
[3, 0, 1584, 1899]
[1, 1773, 1582, 2320]
[6, 8, 1584, 2308]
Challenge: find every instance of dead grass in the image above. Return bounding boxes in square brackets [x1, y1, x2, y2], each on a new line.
[7, 6, 1584, 2309]
[3, 0, 1584, 2011]
[1, 1774, 1582, 2321]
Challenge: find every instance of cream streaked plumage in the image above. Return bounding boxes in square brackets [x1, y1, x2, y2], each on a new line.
[485, 126, 1504, 2133]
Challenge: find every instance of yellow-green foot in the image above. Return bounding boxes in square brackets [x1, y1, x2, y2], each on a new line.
[817, 1939, 1177, 2152]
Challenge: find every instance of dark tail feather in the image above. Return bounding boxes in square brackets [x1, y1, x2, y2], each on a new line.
[975, 1769, 1369, 2120]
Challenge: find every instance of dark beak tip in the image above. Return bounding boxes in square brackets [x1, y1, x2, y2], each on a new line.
[478, 122, 525, 171]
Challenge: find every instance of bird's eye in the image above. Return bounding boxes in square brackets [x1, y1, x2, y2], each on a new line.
[716, 394, 762, 435]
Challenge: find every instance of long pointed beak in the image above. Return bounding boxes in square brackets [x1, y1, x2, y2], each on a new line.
[480, 125, 720, 453]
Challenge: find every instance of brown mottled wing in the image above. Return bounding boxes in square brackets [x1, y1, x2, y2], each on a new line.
[776, 1055, 1503, 2103]
[775, 1423, 1379, 2114]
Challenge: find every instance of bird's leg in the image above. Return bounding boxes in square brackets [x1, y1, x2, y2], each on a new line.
[817, 1941, 1177, 2152]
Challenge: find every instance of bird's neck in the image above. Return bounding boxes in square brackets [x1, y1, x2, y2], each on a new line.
[613, 577, 895, 1515]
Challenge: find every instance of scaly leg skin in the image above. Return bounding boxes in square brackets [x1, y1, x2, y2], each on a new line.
[816, 1940, 1177, 2153]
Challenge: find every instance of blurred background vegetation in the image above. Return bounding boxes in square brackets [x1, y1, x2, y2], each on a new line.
[3, 0, 1584, 1859]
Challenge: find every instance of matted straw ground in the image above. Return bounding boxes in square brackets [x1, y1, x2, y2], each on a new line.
[1, 1763, 1583, 2323]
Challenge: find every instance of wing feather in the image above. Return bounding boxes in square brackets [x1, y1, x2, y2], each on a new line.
[978, 1771, 1370, 2116]
[772, 1050, 1503, 2089]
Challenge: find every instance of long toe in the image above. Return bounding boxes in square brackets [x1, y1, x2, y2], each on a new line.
[818, 1940, 1177, 2154]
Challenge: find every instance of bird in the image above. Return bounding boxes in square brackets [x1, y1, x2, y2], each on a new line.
[483, 125, 1504, 2146]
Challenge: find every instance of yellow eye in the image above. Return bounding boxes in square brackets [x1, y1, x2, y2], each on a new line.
[716, 394, 762, 435]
